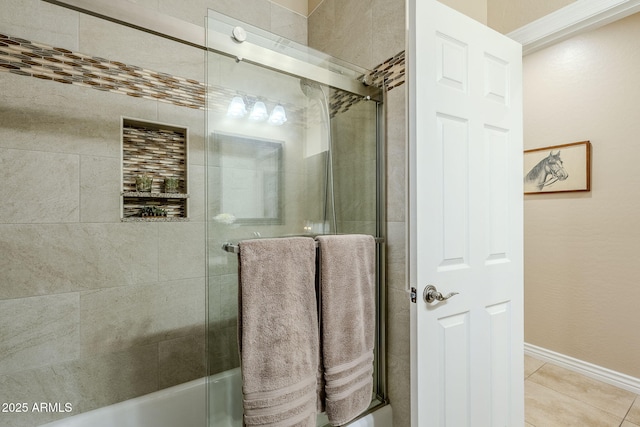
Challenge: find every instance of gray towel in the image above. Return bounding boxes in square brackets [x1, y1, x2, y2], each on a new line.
[238, 237, 319, 427]
[316, 235, 376, 426]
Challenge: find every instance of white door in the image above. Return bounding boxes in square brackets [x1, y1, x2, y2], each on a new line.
[408, 1, 524, 426]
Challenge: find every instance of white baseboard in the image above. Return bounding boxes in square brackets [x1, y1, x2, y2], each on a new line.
[524, 343, 640, 395]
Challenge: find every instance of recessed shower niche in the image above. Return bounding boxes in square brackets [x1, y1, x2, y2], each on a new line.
[120, 117, 189, 221]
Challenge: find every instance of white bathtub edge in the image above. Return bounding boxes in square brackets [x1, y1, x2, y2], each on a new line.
[38, 369, 391, 427]
[347, 404, 393, 427]
[38, 377, 208, 427]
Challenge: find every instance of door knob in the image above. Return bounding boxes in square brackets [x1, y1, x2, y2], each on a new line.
[423, 285, 459, 303]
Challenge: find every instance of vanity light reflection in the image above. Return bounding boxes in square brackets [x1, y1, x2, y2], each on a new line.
[268, 104, 287, 125]
[249, 101, 268, 121]
[226, 97, 287, 126]
[226, 96, 247, 118]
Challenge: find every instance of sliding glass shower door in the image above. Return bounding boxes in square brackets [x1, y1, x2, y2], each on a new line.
[205, 10, 385, 426]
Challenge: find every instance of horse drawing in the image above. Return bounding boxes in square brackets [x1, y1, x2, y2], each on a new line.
[524, 150, 569, 191]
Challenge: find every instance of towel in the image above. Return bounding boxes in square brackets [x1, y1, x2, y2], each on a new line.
[238, 237, 319, 427]
[316, 235, 376, 426]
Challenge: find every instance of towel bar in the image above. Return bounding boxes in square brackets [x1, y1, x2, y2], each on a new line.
[222, 236, 385, 254]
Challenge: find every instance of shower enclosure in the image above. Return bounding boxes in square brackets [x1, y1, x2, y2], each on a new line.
[205, 10, 387, 426]
[0, 1, 389, 426]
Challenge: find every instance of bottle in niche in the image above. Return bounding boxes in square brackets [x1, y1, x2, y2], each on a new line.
[135, 174, 153, 192]
[164, 177, 179, 193]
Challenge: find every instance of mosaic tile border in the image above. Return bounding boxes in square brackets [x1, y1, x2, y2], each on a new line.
[368, 50, 405, 90]
[0, 33, 405, 116]
[0, 34, 206, 109]
[328, 52, 405, 117]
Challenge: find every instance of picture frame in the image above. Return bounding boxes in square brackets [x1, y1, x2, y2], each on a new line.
[524, 141, 591, 194]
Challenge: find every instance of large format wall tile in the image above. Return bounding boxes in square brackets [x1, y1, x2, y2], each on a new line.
[217, 273, 238, 326]
[333, 105, 377, 223]
[335, 221, 377, 237]
[386, 221, 406, 292]
[0, 223, 159, 299]
[372, 0, 405, 67]
[158, 0, 206, 26]
[309, 0, 374, 69]
[270, 3, 307, 45]
[207, 322, 239, 375]
[385, 87, 406, 222]
[205, 0, 272, 31]
[307, 0, 334, 62]
[386, 288, 411, 426]
[0, 293, 79, 376]
[1, 0, 79, 51]
[386, 352, 411, 427]
[0, 72, 156, 159]
[0, 344, 158, 427]
[70, 347, 159, 413]
[158, 333, 206, 389]
[80, 278, 205, 355]
[79, 15, 205, 83]
[386, 288, 409, 359]
[187, 165, 206, 222]
[334, 0, 373, 68]
[80, 156, 121, 223]
[0, 148, 79, 223]
[158, 222, 206, 281]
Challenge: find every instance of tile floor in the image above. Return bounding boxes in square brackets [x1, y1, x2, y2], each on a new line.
[525, 355, 640, 426]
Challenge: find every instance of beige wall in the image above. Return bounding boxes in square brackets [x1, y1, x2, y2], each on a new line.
[487, 0, 576, 33]
[523, 12, 640, 377]
[432, 0, 577, 34]
[440, 0, 488, 25]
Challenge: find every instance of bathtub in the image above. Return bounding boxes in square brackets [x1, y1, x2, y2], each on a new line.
[40, 368, 392, 427]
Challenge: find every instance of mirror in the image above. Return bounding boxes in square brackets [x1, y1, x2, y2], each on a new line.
[213, 132, 283, 225]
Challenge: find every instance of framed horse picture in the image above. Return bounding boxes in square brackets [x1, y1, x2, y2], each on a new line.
[524, 141, 591, 194]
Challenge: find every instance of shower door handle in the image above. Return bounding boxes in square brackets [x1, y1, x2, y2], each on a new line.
[423, 285, 459, 304]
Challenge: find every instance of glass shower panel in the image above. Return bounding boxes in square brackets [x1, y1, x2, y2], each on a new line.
[206, 10, 360, 79]
[206, 50, 330, 378]
[331, 99, 379, 237]
[207, 52, 327, 253]
[206, 10, 384, 427]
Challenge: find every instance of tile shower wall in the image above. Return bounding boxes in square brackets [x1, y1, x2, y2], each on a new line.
[0, 1, 306, 426]
[0, 0, 406, 426]
[308, 1, 409, 427]
[0, 9, 204, 427]
[0, 33, 392, 123]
